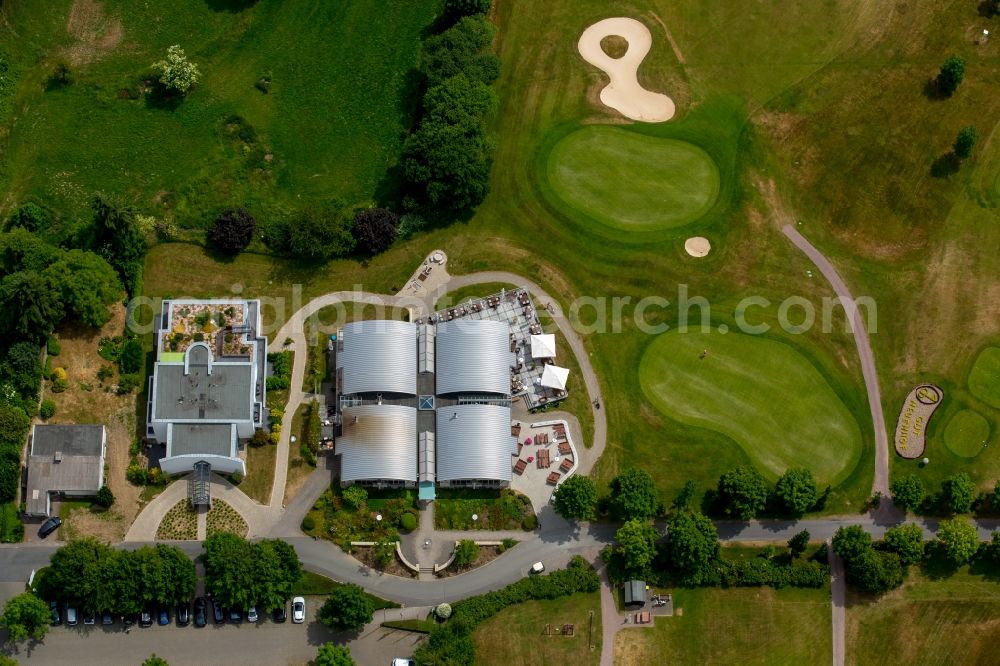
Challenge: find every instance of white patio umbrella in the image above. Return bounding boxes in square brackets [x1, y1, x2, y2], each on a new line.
[530, 334, 557, 358]
[540, 364, 570, 390]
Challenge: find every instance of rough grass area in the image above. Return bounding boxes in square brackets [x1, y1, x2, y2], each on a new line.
[472, 591, 601, 666]
[615, 586, 831, 665]
[302, 487, 416, 549]
[241, 442, 276, 505]
[942, 409, 991, 458]
[968, 347, 1000, 409]
[155, 499, 197, 540]
[434, 282, 518, 311]
[291, 570, 399, 610]
[206, 499, 247, 537]
[545, 126, 720, 232]
[438, 545, 505, 578]
[640, 329, 863, 484]
[434, 489, 536, 531]
[283, 403, 316, 506]
[846, 567, 1000, 666]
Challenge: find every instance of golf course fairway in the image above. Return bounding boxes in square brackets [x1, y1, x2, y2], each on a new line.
[639, 329, 862, 485]
[545, 126, 720, 232]
[943, 409, 991, 458]
[968, 346, 1000, 409]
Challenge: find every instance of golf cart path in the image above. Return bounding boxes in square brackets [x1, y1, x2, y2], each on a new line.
[829, 541, 846, 666]
[782, 225, 890, 498]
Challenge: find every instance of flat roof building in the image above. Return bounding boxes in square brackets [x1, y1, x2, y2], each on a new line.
[25, 425, 106, 517]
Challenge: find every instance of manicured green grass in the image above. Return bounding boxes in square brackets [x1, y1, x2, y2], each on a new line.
[292, 570, 399, 609]
[472, 591, 601, 666]
[545, 126, 719, 232]
[846, 567, 1000, 666]
[0, 0, 438, 226]
[639, 329, 863, 484]
[968, 347, 1000, 409]
[616, 586, 830, 665]
[942, 409, 991, 459]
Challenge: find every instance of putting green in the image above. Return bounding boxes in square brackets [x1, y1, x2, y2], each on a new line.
[639, 329, 862, 485]
[545, 126, 720, 231]
[943, 410, 991, 458]
[968, 347, 1000, 409]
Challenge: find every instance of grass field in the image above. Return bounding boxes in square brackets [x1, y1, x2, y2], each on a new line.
[544, 126, 720, 232]
[846, 567, 1000, 666]
[615, 586, 831, 665]
[942, 409, 991, 459]
[640, 328, 863, 484]
[472, 591, 601, 666]
[241, 442, 276, 504]
[968, 347, 1000, 409]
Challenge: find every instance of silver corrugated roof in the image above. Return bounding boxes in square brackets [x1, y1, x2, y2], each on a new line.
[338, 404, 417, 483]
[338, 320, 417, 395]
[435, 320, 511, 395]
[436, 404, 516, 483]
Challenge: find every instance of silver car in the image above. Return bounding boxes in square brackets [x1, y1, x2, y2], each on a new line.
[291, 597, 305, 624]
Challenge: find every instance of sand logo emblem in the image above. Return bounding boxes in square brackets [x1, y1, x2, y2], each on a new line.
[577, 17, 675, 122]
[894, 384, 944, 459]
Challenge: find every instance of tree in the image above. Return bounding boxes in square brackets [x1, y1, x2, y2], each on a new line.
[250, 428, 271, 448]
[1, 592, 51, 642]
[91, 195, 146, 296]
[850, 549, 904, 594]
[342, 485, 367, 510]
[936, 55, 965, 96]
[39, 399, 55, 420]
[4, 341, 41, 397]
[453, 539, 478, 567]
[316, 643, 356, 666]
[142, 656, 169, 666]
[552, 475, 598, 521]
[788, 530, 810, 558]
[774, 468, 818, 515]
[152, 45, 201, 94]
[883, 523, 924, 566]
[671, 480, 697, 512]
[6, 203, 49, 232]
[286, 205, 356, 260]
[941, 473, 976, 513]
[0, 405, 30, 447]
[94, 485, 114, 508]
[43, 249, 121, 328]
[118, 338, 143, 374]
[614, 519, 658, 576]
[443, 0, 491, 20]
[717, 465, 768, 520]
[664, 511, 719, 579]
[608, 468, 660, 521]
[0, 270, 63, 336]
[421, 16, 500, 87]
[203, 533, 300, 611]
[832, 525, 872, 564]
[953, 126, 979, 159]
[983, 531, 1000, 564]
[319, 584, 374, 632]
[352, 208, 399, 255]
[0, 656, 17, 666]
[890, 474, 925, 513]
[937, 516, 979, 566]
[208, 208, 256, 254]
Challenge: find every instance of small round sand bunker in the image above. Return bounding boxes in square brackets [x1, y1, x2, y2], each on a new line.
[684, 237, 711, 257]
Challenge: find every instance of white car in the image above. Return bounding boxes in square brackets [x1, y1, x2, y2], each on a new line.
[392, 660, 415, 666]
[291, 597, 305, 624]
[247, 606, 258, 623]
[530, 561, 545, 574]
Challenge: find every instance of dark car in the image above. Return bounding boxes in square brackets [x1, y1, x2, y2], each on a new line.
[139, 610, 152, 628]
[49, 601, 61, 626]
[211, 598, 224, 625]
[123, 614, 135, 628]
[176, 603, 190, 627]
[228, 607, 242, 624]
[38, 517, 62, 538]
[193, 598, 207, 628]
[83, 611, 96, 626]
[271, 603, 287, 623]
[157, 606, 170, 626]
[101, 611, 114, 626]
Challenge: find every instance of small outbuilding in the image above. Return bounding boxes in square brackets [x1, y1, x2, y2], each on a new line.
[623, 580, 647, 607]
[25, 425, 107, 517]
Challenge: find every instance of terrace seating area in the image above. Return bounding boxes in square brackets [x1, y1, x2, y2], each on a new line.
[509, 419, 577, 494]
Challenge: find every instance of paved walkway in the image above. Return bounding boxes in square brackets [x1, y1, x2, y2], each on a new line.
[597, 559, 617, 666]
[829, 540, 846, 666]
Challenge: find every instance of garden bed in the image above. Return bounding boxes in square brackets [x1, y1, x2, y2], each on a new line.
[353, 544, 417, 578]
[303, 486, 418, 548]
[155, 500, 197, 540]
[438, 545, 505, 578]
[206, 499, 248, 537]
[434, 489, 536, 530]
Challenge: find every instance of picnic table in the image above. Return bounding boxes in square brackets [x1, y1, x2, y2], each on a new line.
[559, 458, 573, 472]
[558, 441, 571, 455]
[537, 449, 550, 468]
[546, 471, 560, 485]
[513, 459, 527, 475]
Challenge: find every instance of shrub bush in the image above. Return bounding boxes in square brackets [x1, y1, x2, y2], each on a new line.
[39, 399, 56, 420]
[46, 336, 61, 357]
[95, 485, 114, 508]
[302, 515, 316, 531]
[521, 514, 537, 531]
[399, 512, 417, 532]
[208, 207, 256, 253]
[126, 464, 148, 486]
[117, 373, 141, 394]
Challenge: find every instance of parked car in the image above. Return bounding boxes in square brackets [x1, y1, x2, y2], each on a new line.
[158, 606, 170, 626]
[123, 614, 135, 628]
[392, 660, 416, 666]
[291, 597, 305, 624]
[83, 611, 96, 626]
[65, 606, 78, 626]
[271, 603, 287, 623]
[101, 611, 114, 626]
[193, 598, 207, 628]
[49, 601, 61, 626]
[211, 598, 224, 624]
[176, 603, 190, 626]
[139, 610, 152, 628]
[246, 606, 258, 623]
[38, 517, 62, 538]
[530, 561, 545, 574]
[229, 607, 242, 624]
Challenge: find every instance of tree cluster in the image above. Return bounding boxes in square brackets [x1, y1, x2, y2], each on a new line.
[39, 538, 195, 616]
[552, 474, 598, 521]
[402, 16, 500, 213]
[202, 532, 302, 612]
[608, 468, 660, 521]
[832, 524, 929, 594]
[318, 584, 374, 632]
[315, 643, 356, 666]
[89, 195, 146, 297]
[265, 203, 355, 260]
[716, 466, 821, 519]
[891, 472, 985, 515]
[1, 591, 51, 643]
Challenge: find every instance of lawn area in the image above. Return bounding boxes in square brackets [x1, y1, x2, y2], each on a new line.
[545, 126, 720, 232]
[303, 486, 417, 549]
[639, 328, 863, 485]
[434, 282, 518, 312]
[968, 347, 1000, 409]
[472, 591, 601, 666]
[0, 0, 438, 226]
[846, 566, 1000, 666]
[942, 409, 991, 459]
[434, 488, 535, 531]
[291, 570, 399, 610]
[241, 442, 276, 505]
[283, 402, 317, 506]
[615, 586, 831, 665]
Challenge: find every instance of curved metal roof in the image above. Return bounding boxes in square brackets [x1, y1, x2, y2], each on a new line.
[435, 319, 511, 395]
[436, 404, 517, 483]
[338, 320, 417, 395]
[338, 405, 417, 483]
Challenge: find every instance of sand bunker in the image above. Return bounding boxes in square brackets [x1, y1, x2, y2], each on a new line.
[684, 237, 711, 257]
[577, 17, 675, 123]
